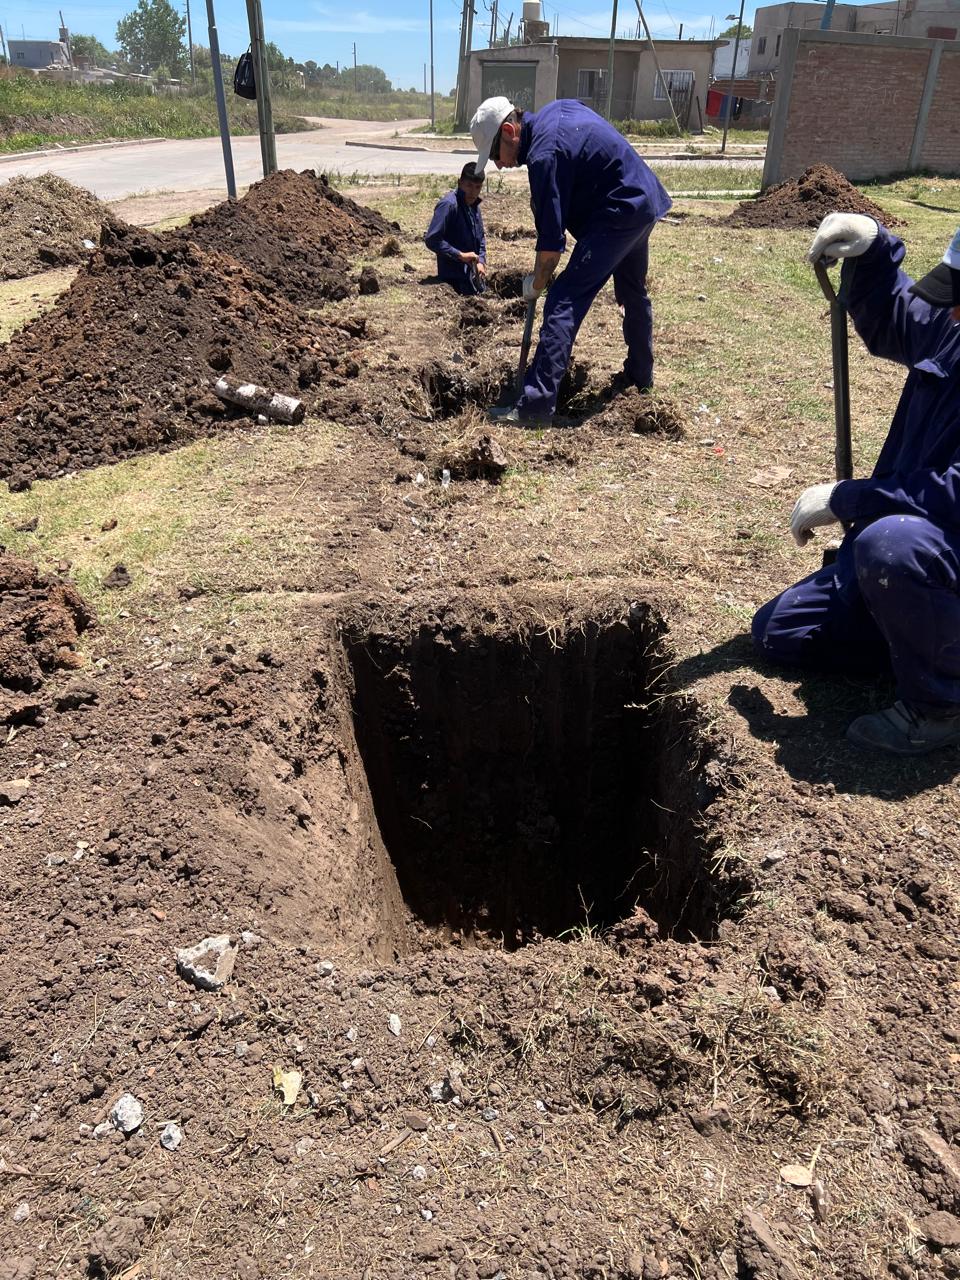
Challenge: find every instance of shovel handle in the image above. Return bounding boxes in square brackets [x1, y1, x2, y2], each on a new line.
[813, 259, 853, 484]
[516, 298, 537, 393]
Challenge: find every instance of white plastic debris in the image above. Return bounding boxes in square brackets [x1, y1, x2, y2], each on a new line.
[318, 959, 335, 978]
[387, 1013, 402, 1037]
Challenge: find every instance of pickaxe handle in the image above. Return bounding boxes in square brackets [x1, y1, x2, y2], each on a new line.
[814, 260, 853, 484]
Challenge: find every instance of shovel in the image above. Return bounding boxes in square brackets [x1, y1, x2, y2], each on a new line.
[516, 298, 537, 396]
[814, 259, 854, 565]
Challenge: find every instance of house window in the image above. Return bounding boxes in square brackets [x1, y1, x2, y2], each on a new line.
[654, 69, 694, 100]
[775, 33, 782, 55]
[577, 68, 606, 102]
[756, 35, 767, 53]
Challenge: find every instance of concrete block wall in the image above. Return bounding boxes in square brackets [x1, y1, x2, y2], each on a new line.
[763, 28, 960, 186]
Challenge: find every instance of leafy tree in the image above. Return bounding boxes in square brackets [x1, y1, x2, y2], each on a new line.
[71, 33, 113, 65]
[116, 0, 187, 75]
[718, 21, 752, 36]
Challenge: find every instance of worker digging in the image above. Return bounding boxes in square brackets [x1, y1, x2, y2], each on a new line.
[424, 162, 488, 296]
[469, 95, 672, 426]
[754, 217, 960, 756]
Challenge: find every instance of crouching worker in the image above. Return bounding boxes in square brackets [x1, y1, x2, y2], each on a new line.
[753, 218, 960, 755]
[424, 162, 487, 296]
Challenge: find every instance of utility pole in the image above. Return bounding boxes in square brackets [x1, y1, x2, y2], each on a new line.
[204, 0, 236, 196]
[58, 9, 73, 68]
[185, 0, 196, 84]
[720, 0, 745, 152]
[0, 24, 7, 62]
[820, 0, 837, 29]
[678, 21, 683, 37]
[489, 0, 498, 45]
[633, 0, 682, 133]
[429, 0, 435, 127]
[454, 0, 469, 128]
[245, 0, 277, 175]
[605, 0, 618, 119]
[353, 41, 357, 92]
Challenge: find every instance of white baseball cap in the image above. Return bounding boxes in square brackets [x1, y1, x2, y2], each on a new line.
[470, 96, 515, 174]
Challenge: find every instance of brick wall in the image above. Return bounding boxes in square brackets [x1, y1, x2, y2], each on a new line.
[921, 48, 960, 171]
[764, 29, 960, 187]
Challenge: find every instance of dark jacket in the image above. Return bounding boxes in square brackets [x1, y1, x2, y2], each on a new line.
[831, 226, 960, 532]
[517, 99, 672, 253]
[424, 189, 486, 295]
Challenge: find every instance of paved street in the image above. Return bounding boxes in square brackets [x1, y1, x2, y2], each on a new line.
[0, 118, 473, 201]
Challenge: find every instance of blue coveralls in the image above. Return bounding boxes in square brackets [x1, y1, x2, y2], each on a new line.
[516, 100, 672, 418]
[753, 226, 960, 715]
[424, 189, 487, 296]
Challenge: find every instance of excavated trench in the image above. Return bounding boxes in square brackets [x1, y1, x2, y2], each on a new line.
[343, 608, 745, 949]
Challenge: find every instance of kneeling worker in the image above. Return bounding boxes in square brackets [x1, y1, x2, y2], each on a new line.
[424, 162, 488, 296]
[469, 95, 672, 425]
[753, 218, 960, 755]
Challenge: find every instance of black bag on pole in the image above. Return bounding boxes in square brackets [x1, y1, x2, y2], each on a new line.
[234, 49, 256, 99]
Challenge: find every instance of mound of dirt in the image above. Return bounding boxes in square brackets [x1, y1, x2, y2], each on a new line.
[185, 169, 399, 305]
[0, 219, 365, 489]
[592, 386, 689, 438]
[727, 163, 900, 230]
[0, 173, 109, 280]
[0, 552, 94, 691]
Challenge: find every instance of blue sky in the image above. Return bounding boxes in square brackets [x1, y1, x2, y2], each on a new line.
[8, 1, 769, 93]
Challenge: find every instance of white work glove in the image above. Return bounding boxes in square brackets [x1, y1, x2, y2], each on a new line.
[522, 273, 543, 303]
[808, 213, 878, 266]
[790, 482, 839, 547]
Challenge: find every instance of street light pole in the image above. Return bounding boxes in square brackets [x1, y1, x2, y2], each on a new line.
[204, 0, 236, 196]
[720, 0, 745, 154]
[429, 0, 436, 128]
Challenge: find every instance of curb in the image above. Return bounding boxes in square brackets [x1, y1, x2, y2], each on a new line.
[344, 140, 475, 155]
[0, 136, 170, 165]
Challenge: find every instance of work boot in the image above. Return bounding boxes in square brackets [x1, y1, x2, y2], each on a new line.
[846, 700, 960, 756]
[487, 404, 554, 427]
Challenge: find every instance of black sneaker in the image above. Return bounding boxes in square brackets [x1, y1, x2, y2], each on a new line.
[846, 700, 960, 756]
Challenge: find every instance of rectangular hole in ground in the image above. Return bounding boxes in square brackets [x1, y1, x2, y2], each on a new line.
[344, 609, 746, 950]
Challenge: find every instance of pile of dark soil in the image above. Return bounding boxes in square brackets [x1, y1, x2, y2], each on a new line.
[0, 219, 365, 489]
[0, 173, 108, 279]
[591, 386, 689, 438]
[727, 163, 900, 230]
[0, 552, 94, 690]
[185, 169, 399, 305]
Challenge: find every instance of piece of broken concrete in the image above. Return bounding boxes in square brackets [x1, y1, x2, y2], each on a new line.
[109, 1093, 143, 1136]
[176, 935, 238, 992]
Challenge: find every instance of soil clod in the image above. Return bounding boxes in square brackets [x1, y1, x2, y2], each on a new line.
[0, 552, 94, 690]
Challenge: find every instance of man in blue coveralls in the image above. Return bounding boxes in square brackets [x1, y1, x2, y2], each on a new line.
[469, 95, 672, 426]
[424, 162, 488, 296]
[754, 216, 960, 756]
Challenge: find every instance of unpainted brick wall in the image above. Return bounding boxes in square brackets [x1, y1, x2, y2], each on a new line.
[921, 49, 960, 173]
[779, 42, 929, 181]
[766, 32, 960, 185]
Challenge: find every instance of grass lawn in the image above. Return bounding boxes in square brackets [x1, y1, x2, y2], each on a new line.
[0, 75, 440, 153]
